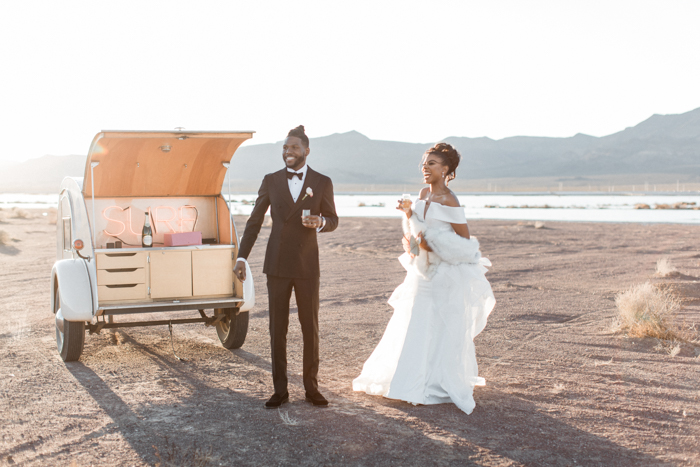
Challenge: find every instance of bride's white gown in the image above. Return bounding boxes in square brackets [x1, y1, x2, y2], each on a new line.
[352, 200, 495, 414]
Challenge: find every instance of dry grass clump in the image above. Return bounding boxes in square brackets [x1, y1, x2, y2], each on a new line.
[11, 208, 31, 219]
[654, 202, 699, 210]
[278, 409, 301, 426]
[654, 339, 682, 357]
[154, 438, 218, 467]
[655, 257, 679, 277]
[0, 230, 11, 245]
[0, 210, 6, 222]
[615, 282, 682, 341]
[46, 207, 57, 224]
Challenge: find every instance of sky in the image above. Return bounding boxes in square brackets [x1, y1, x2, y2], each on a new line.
[1, 0, 699, 165]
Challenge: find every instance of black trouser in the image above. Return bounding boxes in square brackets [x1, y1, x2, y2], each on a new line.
[266, 275, 320, 396]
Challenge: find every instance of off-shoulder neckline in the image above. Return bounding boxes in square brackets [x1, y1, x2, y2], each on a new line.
[414, 199, 462, 209]
[414, 198, 466, 222]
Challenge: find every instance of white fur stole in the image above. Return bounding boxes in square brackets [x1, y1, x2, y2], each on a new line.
[401, 214, 485, 279]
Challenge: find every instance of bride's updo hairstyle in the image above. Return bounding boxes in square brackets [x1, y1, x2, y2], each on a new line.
[425, 143, 461, 184]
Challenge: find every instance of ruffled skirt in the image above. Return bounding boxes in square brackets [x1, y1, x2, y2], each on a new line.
[352, 254, 495, 414]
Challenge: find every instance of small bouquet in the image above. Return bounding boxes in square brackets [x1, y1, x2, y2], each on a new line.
[402, 232, 430, 258]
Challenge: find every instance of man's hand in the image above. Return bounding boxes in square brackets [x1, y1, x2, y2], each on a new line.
[302, 214, 323, 229]
[234, 260, 247, 282]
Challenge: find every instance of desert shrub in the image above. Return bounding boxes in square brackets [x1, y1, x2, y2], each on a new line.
[655, 257, 679, 277]
[615, 282, 681, 340]
[654, 339, 682, 357]
[0, 230, 11, 245]
[154, 437, 218, 467]
[12, 209, 31, 219]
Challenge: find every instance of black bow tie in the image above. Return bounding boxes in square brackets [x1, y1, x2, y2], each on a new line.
[287, 171, 303, 180]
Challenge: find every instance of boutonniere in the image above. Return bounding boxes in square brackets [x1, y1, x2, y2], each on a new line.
[301, 187, 313, 201]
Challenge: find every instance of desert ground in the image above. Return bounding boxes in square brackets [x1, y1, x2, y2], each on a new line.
[1, 209, 699, 466]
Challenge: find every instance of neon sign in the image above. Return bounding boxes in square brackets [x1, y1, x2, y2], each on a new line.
[103, 205, 198, 238]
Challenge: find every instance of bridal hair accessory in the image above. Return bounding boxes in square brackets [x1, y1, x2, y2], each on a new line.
[302, 187, 313, 201]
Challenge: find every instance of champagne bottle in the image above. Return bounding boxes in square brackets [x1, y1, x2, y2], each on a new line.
[142, 212, 153, 248]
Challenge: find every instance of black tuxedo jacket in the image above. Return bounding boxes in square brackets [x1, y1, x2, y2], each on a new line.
[237, 167, 338, 278]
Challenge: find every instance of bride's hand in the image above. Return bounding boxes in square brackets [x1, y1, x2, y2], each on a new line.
[396, 199, 412, 217]
[416, 233, 432, 252]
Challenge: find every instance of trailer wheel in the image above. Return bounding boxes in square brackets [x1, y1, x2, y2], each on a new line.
[54, 286, 85, 361]
[215, 308, 248, 349]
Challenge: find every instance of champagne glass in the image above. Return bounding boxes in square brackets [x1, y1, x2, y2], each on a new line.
[400, 193, 412, 211]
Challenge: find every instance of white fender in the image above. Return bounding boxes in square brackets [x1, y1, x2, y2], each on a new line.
[239, 261, 255, 312]
[51, 259, 94, 321]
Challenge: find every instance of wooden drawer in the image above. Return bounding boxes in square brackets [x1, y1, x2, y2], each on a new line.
[97, 252, 147, 270]
[98, 284, 147, 301]
[97, 268, 146, 286]
[192, 249, 233, 296]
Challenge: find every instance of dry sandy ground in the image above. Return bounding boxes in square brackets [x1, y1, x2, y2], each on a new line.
[1, 210, 699, 466]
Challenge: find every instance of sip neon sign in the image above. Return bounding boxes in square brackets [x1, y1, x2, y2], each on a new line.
[102, 205, 198, 237]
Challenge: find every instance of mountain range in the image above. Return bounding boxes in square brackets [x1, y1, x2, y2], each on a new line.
[1, 107, 699, 193]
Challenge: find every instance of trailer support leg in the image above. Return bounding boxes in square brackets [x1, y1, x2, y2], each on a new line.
[168, 320, 185, 362]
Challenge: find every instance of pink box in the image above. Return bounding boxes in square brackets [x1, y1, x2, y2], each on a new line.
[164, 231, 202, 247]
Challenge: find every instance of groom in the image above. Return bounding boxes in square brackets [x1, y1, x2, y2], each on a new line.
[234, 125, 338, 409]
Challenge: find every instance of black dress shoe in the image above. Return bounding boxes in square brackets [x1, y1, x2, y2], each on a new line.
[305, 392, 329, 407]
[264, 392, 289, 409]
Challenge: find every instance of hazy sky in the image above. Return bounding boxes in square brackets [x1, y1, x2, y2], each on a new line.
[1, 0, 699, 164]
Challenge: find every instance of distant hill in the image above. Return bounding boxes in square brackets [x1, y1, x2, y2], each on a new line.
[2, 107, 699, 193]
[232, 107, 700, 183]
[0, 154, 87, 193]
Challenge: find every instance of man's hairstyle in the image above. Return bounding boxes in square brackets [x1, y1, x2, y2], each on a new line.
[287, 125, 309, 148]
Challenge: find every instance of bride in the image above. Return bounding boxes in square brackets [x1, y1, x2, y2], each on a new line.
[352, 143, 496, 414]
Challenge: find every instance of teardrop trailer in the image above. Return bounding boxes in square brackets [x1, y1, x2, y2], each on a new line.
[51, 130, 256, 361]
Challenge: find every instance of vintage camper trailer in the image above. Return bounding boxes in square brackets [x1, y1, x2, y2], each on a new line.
[51, 130, 255, 361]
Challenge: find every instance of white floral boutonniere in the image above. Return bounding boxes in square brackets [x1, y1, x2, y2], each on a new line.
[301, 187, 313, 201]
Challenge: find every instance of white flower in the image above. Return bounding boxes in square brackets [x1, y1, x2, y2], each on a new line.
[302, 187, 314, 201]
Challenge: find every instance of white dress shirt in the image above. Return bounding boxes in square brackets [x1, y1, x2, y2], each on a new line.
[288, 165, 324, 231]
[287, 164, 308, 202]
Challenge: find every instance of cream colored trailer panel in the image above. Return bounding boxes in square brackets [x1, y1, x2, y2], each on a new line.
[96, 252, 147, 269]
[192, 248, 234, 297]
[98, 284, 148, 301]
[97, 268, 146, 286]
[149, 250, 193, 299]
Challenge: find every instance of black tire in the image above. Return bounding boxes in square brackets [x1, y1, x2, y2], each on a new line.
[54, 285, 85, 362]
[215, 308, 248, 349]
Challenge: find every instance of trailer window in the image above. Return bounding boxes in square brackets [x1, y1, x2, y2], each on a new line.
[62, 218, 72, 251]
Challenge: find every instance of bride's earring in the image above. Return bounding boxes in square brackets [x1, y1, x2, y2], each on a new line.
[442, 172, 445, 178]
